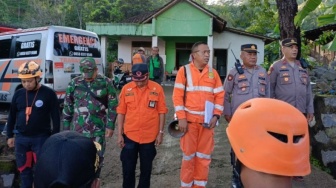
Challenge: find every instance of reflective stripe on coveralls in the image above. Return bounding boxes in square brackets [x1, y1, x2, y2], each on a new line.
[174, 63, 224, 188]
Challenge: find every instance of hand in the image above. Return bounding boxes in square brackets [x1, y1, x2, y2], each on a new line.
[117, 134, 125, 148]
[105, 128, 114, 138]
[224, 115, 232, 123]
[178, 119, 188, 133]
[155, 133, 163, 146]
[208, 116, 218, 129]
[307, 113, 314, 123]
[7, 138, 15, 148]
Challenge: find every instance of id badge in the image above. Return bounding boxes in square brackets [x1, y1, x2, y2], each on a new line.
[148, 100, 156, 108]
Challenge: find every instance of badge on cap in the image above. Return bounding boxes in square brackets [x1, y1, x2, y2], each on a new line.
[251, 45, 256, 49]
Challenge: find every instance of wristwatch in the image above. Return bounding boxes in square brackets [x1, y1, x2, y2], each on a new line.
[213, 114, 220, 120]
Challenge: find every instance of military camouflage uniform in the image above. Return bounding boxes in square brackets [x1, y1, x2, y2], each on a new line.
[62, 60, 118, 154]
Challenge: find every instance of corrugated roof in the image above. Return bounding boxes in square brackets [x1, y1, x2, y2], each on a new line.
[304, 24, 336, 41]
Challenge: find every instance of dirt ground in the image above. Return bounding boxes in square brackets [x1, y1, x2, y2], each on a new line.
[100, 86, 336, 188]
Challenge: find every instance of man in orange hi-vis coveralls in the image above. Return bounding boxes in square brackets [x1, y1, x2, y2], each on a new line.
[172, 41, 224, 188]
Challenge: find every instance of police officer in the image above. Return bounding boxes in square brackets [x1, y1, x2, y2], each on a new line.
[269, 38, 314, 122]
[62, 57, 118, 155]
[223, 44, 269, 188]
[269, 38, 314, 181]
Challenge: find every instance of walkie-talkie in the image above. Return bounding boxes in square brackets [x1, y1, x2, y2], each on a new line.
[299, 58, 309, 69]
[231, 49, 244, 74]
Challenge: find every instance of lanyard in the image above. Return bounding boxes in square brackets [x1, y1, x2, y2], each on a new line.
[25, 88, 40, 125]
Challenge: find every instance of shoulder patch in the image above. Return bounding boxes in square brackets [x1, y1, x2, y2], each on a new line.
[227, 74, 234, 81]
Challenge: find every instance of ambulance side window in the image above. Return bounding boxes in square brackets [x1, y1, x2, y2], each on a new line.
[14, 34, 41, 58]
[0, 39, 11, 59]
[53, 32, 101, 58]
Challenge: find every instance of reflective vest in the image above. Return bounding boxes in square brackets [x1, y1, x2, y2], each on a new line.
[173, 62, 224, 123]
[132, 53, 146, 64]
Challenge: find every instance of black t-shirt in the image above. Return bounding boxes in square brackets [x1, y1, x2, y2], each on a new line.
[7, 85, 60, 138]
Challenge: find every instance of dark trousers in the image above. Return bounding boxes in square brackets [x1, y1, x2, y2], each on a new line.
[15, 134, 49, 188]
[120, 135, 156, 188]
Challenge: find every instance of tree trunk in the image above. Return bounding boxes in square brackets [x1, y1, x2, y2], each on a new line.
[276, 0, 301, 59]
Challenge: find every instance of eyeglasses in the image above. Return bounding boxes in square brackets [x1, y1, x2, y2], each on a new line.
[194, 50, 211, 55]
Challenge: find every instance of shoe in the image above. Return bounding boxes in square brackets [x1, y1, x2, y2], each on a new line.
[293, 176, 304, 181]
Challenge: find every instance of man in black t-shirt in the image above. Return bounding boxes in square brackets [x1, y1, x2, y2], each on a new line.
[6, 61, 60, 188]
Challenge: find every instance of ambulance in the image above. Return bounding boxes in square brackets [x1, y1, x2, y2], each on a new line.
[0, 26, 103, 106]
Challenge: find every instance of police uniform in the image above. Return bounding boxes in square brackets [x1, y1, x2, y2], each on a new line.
[62, 57, 118, 154]
[269, 39, 314, 114]
[223, 44, 269, 188]
[223, 44, 269, 117]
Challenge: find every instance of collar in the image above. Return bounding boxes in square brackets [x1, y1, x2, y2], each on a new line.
[190, 61, 209, 72]
[281, 58, 300, 65]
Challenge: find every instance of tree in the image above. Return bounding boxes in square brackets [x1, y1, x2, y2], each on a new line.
[276, 0, 302, 58]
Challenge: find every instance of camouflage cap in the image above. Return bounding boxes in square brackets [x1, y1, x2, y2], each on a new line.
[79, 57, 97, 79]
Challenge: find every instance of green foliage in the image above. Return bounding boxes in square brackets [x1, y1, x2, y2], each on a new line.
[310, 156, 332, 174]
[295, 0, 322, 27]
[261, 41, 280, 71]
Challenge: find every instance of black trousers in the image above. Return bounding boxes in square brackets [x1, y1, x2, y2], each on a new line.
[120, 135, 157, 188]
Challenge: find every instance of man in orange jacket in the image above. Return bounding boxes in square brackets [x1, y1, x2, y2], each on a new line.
[132, 47, 147, 65]
[172, 41, 224, 188]
[117, 63, 168, 188]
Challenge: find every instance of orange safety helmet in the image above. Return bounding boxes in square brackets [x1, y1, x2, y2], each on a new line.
[226, 98, 311, 176]
[18, 61, 42, 79]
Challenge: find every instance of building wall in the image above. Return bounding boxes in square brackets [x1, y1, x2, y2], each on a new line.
[156, 1, 211, 36]
[117, 37, 166, 64]
[213, 31, 266, 75]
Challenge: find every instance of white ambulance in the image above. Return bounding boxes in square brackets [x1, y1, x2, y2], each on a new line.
[0, 26, 103, 106]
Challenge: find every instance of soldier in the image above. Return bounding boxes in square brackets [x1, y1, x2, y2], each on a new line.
[268, 38, 314, 181]
[62, 57, 118, 156]
[6, 61, 60, 188]
[223, 44, 269, 188]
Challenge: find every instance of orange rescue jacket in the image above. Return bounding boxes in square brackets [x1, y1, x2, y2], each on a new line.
[172, 62, 224, 123]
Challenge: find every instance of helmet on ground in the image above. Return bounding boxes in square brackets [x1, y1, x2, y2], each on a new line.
[79, 57, 97, 79]
[167, 120, 185, 138]
[226, 98, 310, 176]
[18, 61, 42, 79]
[117, 58, 124, 64]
